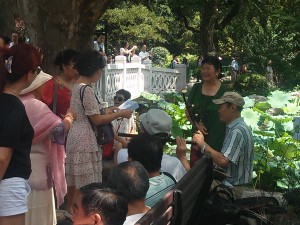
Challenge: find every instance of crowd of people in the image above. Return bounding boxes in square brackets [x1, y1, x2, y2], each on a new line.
[0, 30, 255, 225]
[93, 34, 154, 64]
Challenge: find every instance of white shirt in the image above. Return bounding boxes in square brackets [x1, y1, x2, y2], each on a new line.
[93, 41, 105, 53]
[231, 59, 239, 71]
[112, 116, 135, 134]
[139, 51, 150, 62]
[123, 213, 145, 225]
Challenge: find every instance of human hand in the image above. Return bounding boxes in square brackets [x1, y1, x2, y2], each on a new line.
[176, 136, 188, 159]
[192, 131, 205, 148]
[119, 109, 132, 119]
[195, 122, 208, 135]
[65, 107, 77, 121]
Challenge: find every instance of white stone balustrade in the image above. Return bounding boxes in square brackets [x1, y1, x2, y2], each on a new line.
[94, 55, 186, 105]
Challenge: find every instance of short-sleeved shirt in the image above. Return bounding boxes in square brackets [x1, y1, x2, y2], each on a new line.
[145, 173, 176, 207]
[42, 78, 72, 119]
[139, 51, 150, 63]
[0, 93, 34, 180]
[221, 117, 254, 185]
[112, 116, 134, 134]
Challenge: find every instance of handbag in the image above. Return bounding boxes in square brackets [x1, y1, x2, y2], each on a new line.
[79, 85, 114, 146]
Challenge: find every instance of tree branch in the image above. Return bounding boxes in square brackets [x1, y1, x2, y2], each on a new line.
[175, 7, 200, 33]
[217, 0, 244, 30]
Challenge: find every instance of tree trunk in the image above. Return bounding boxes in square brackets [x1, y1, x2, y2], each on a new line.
[199, 0, 219, 56]
[0, 0, 111, 73]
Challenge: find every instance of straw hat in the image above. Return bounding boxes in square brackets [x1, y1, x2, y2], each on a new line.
[20, 70, 52, 95]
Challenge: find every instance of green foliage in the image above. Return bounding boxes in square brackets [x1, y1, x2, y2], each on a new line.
[136, 90, 300, 192]
[135, 91, 192, 139]
[233, 73, 272, 96]
[100, 3, 169, 55]
[242, 90, 300, 191]
[219, 0, 300, 90]
[152, 47, 171, 68]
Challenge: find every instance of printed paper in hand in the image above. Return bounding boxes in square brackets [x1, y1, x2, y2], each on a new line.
[118, 99, 139, 111]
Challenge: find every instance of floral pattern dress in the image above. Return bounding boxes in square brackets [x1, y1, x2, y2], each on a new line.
[65, 84, 102, 188]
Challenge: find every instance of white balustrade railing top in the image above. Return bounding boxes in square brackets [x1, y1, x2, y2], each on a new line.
[94, 55, 186, 106]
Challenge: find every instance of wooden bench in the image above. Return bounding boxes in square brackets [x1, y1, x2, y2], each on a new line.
[135, 154, 213, 225]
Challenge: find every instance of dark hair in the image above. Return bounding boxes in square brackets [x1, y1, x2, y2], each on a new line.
[107, 161, 149, 203]
[54, 49, 78, 71]
[80, 182, 127, 225]
[116, 89, 131, 101]
[121, 41, 128, 48]
[0, 43, 41, 92]
[224, 102, 243, 112]
[75, 50, 106, 77]
[201, 55, 222, 72]
[3, 36, 11, 45]
[128, 134, 163, 173]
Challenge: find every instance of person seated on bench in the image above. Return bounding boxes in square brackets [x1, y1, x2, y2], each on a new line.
[107, 161, 150, 224]
[192, 92, 254, 199]
[116, 109, 187, 182]
[71, 182, 127, 225]
[128, 134, 177, 207]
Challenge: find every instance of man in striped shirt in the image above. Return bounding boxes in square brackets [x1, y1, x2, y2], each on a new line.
[193, 92, 254, 198]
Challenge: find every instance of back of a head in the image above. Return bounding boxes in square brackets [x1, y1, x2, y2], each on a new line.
[121, 41, 128, 48]
[0, 43, 41, 92]
[54, 49, 78, 71]
[107, 161, 149, 203]
[76, 50, 106, 77]
[128, 133, 163, 173]
[80, 182, 127, 225]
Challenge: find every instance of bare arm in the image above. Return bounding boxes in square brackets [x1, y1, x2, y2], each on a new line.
[176, 137, 190, 172]
[121, 46, 136, 55]
[192, 132, 229, 167]
[89, 109, 132, 126]
[0, 147, 13, 180]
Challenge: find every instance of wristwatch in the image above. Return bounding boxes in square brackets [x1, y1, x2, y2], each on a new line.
[201, 143, 207, 154]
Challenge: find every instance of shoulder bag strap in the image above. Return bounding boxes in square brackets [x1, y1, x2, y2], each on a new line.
[79, 84, 97, 133]
[162, 172, 177, 184]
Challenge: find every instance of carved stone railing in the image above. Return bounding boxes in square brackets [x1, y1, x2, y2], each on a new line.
[94, 56, 187, 105]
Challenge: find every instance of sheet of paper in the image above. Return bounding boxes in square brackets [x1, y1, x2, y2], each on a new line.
[118, 99, 139, 111]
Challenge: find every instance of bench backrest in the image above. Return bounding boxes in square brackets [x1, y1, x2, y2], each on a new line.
[135, 154, 213, 225]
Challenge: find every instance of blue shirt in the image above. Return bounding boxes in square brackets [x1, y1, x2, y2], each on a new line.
[221, 117, 254, 185]
[145, 173, 176, 207]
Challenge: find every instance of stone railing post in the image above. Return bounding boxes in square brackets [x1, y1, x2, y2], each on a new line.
[143, 60, 152, 92]
[115, 55, 126, 64]
[131, 55, 141, 64]
[175, 64, 187, 90]
[115, 55, 126, 90]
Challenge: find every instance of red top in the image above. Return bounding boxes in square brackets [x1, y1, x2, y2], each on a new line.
[41, 78, 72, 119]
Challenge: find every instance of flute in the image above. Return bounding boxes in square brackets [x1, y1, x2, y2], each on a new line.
[181, 89, 198, 128]
[118, 133, 195, 144]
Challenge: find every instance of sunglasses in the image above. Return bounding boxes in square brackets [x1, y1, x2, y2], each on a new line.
[114, 96, 125, 101]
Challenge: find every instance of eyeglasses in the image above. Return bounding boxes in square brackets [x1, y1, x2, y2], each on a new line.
[114, 96, 125, 101]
